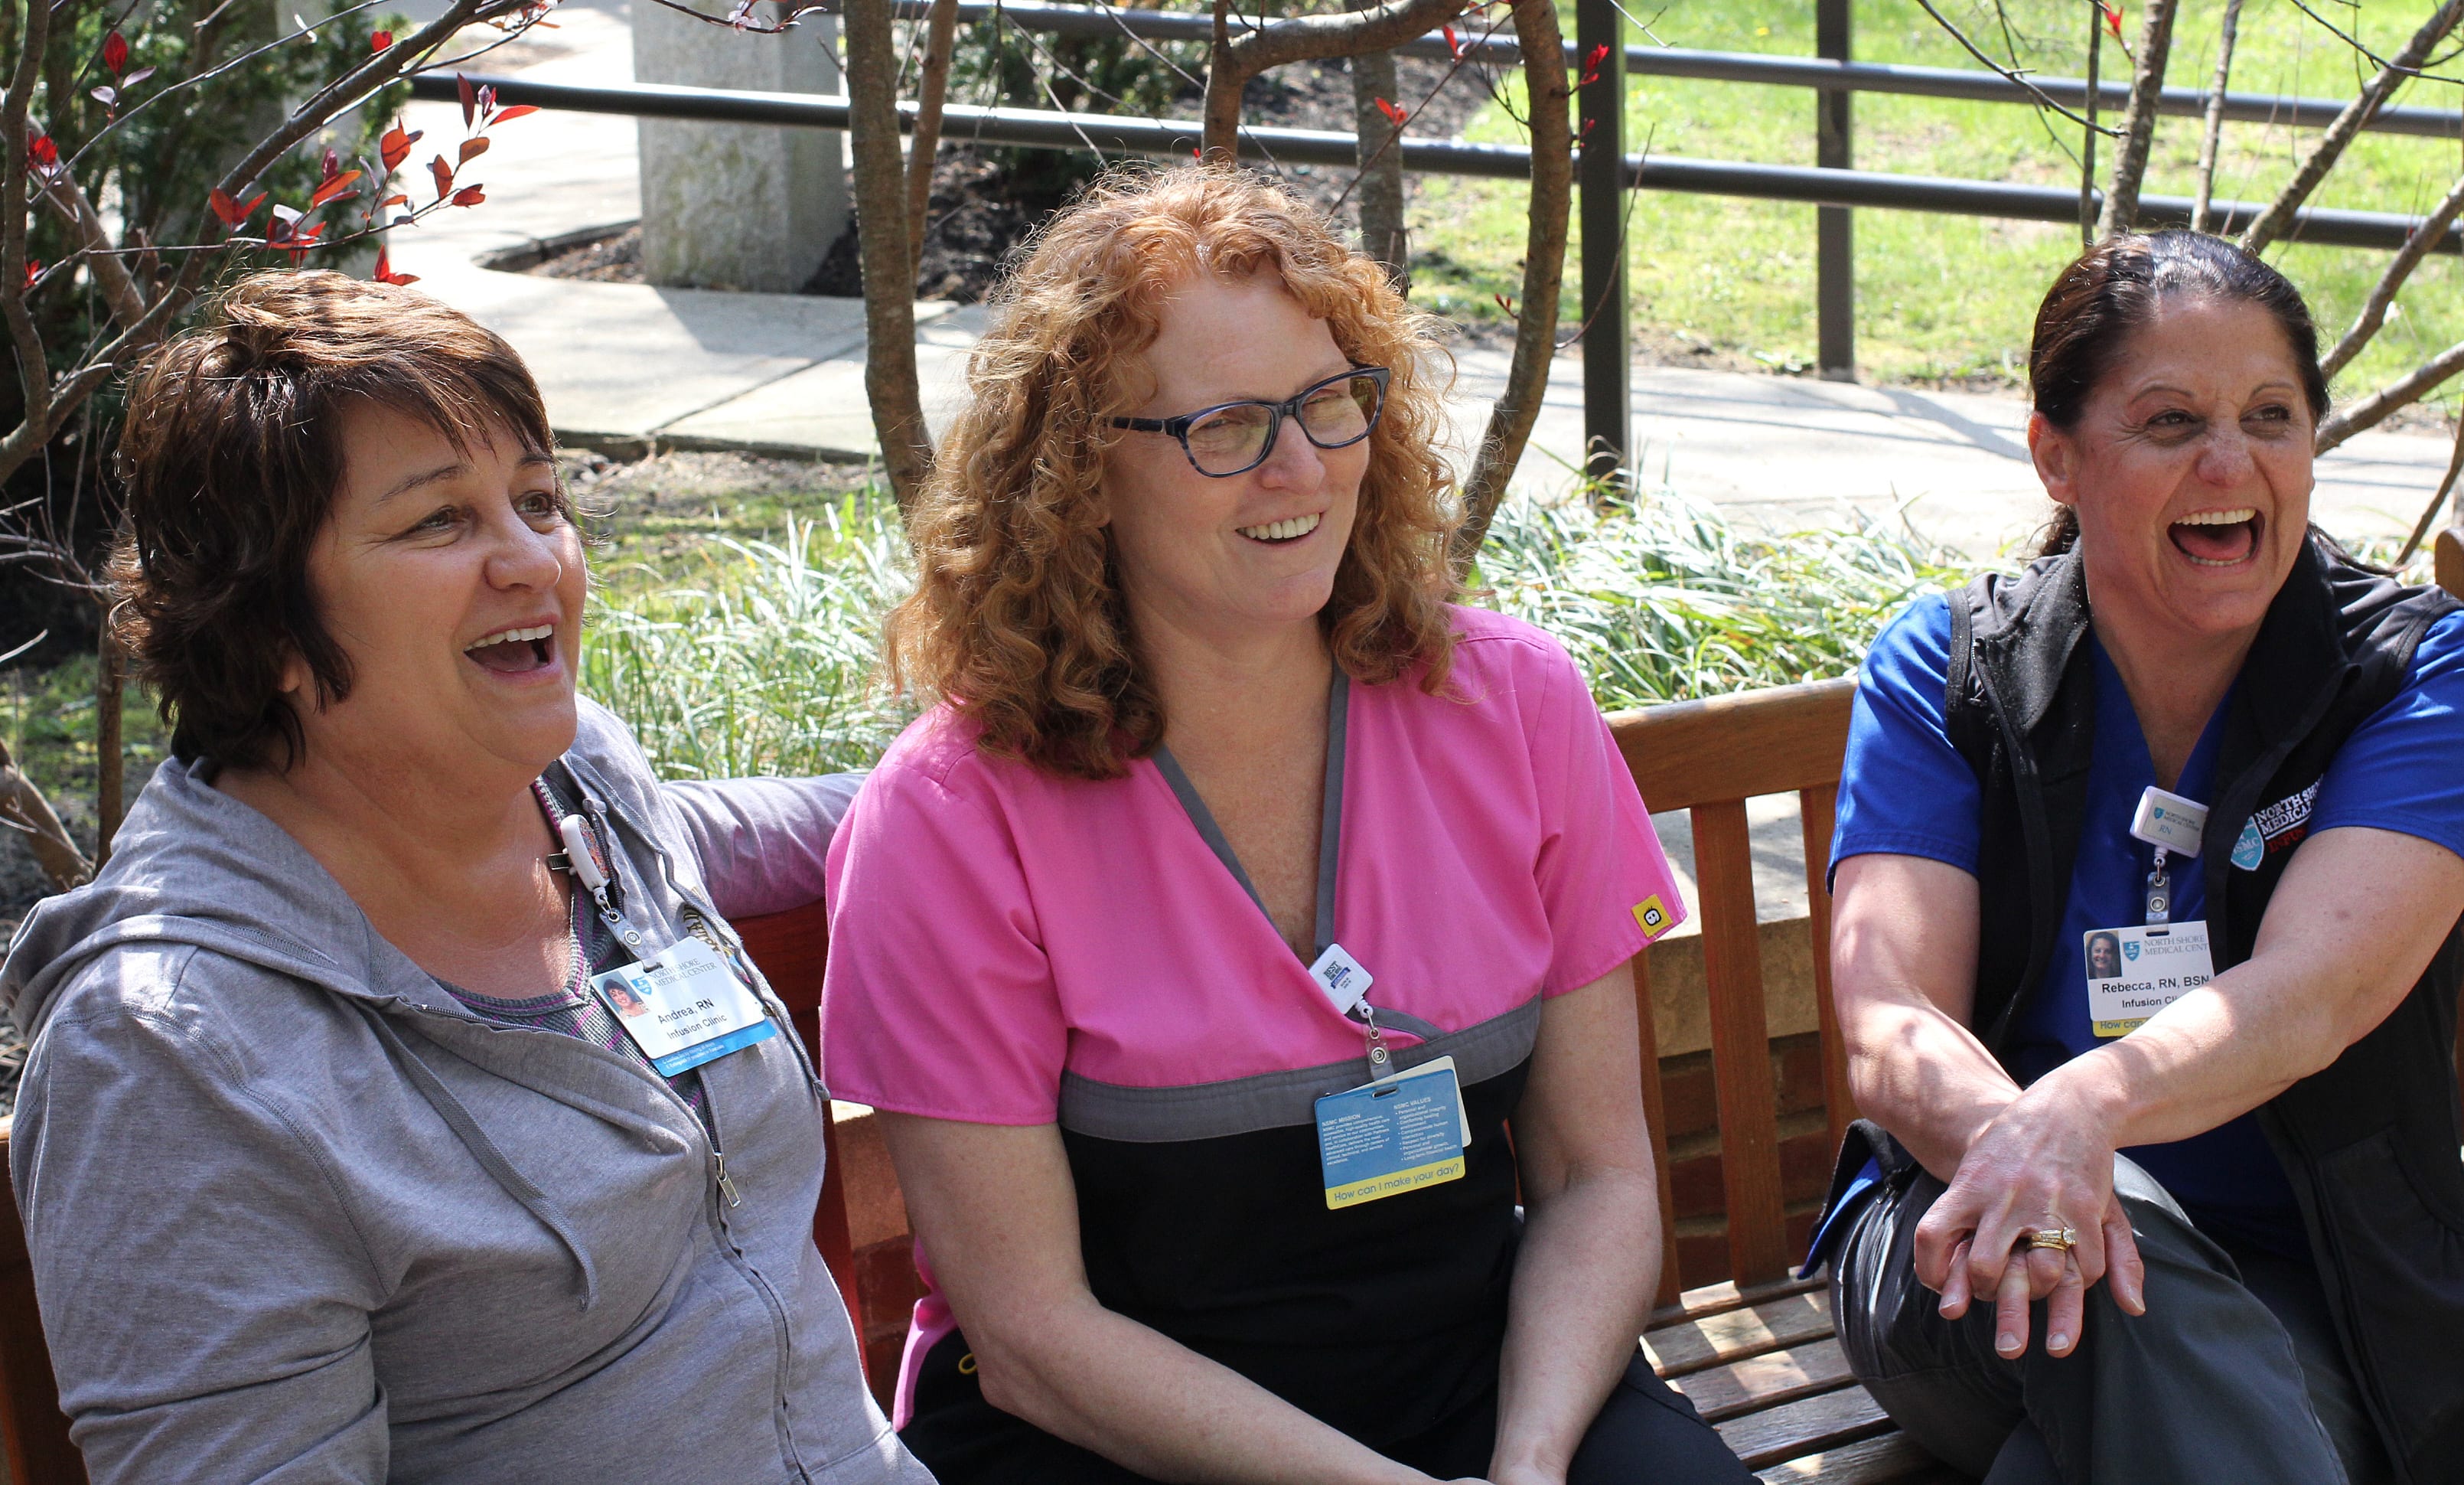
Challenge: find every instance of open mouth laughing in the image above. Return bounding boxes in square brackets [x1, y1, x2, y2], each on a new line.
[464, 623, 559, 675]
[2170, 508, 2261, 567]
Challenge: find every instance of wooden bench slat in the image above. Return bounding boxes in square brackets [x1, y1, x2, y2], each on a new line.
[1716, 1382, 1894, 1470]
[1608, 679, 1857, 814]
[1753, 1430, 1955, 1485]
[1648, 1274, 1826, 1330]
[1797, 782, 1857, 1157]
[1644, 1288, 1833, 1379]
[1692, 798, 1790, 1285]
[1633, 948, 1684, 1307]
[1670, 1336, 1855, 1423]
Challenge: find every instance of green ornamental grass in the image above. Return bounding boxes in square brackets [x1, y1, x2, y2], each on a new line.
[583, 485, 1977, 779]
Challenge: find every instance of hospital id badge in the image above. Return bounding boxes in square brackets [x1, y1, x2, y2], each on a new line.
[2083, 921, 2214, 1038]
[592, 935, 780, 1075]
[1314, 1055, 1470, 1210]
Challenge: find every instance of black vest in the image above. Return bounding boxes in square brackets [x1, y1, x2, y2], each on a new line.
[1946, 536, 2464, 1484]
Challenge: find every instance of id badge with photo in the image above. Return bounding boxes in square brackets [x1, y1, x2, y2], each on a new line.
[2082, 922, 2215, 1038]
[1313, 1055, 1472, 1210]
[592, 935, 780, 1075]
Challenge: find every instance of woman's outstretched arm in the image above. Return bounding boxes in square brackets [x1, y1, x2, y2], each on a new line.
[880, 1113, 1472, 1485]
[1488, 963, 1663, 1485]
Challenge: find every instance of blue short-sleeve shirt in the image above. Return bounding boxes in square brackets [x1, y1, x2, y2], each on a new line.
[1833, 594, 2464, 1259]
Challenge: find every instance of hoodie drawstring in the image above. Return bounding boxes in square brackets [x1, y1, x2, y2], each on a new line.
[358, 1007, 604, 1311]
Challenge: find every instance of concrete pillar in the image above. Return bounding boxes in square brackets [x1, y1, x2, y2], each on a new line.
[633, 3, 849, 292]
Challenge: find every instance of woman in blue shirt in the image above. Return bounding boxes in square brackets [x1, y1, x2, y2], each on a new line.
[1816, 233, 2464, 1485]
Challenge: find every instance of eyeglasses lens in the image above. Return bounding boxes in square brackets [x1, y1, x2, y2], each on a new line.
[1184, 403, 1276, 476]
[1301, 377, 1377, 443]
[1180, 375, 1382, 475]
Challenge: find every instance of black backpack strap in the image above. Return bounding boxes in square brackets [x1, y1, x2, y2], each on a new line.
[1941, 578, 1995, 778]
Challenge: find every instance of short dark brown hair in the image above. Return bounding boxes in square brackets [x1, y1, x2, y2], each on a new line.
[109, 269, 556, 769]
[2029, 232, 2326, 554]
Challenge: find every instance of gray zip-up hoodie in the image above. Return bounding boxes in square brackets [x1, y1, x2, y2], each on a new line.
[0, 698, 936, 1485]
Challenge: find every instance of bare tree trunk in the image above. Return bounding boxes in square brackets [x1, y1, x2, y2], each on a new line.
[1452, 0, 1571, 566]
[1346, 0, 1408, 292]
[95, 625, 123, 866]
[2078, 0, 2100, 246]
[905, 0, 958, 267]
[2191, 0, 2244, 233]
[2321, 171, 2464, 381]
[0, 736, 93, 892]
[845, 0, 934, 511]
[2241, 0, 2464, 256]
[2097, 0, 2178, 237]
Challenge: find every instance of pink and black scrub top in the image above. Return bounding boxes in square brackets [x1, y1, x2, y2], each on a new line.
[820, 605, 1687, 1464]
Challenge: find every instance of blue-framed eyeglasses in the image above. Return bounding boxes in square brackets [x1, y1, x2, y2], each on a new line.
[1110, 366, 1390, 478]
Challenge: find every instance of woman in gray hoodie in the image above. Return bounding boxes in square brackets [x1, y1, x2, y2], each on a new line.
[0, 271, 934, 1485]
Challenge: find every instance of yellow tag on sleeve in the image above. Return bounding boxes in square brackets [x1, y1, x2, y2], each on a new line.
[1632, 895, 1675, 940]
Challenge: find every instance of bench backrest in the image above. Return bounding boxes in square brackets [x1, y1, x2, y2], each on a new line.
[1605, 678, 1856, 1298]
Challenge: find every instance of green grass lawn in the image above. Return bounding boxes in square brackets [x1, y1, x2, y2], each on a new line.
[1411, 0, 2464, 396]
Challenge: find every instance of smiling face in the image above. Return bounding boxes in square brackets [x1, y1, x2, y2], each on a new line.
[2029, 294, 2315, 642]
[275, 400, 585, 783]
[1100, 269, 1367, 650]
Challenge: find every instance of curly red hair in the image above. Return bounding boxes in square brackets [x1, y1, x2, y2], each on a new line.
[886, 165, 1461, 779]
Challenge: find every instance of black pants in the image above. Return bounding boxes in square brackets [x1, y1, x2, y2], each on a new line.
[901, 1330, 1755, 1483]
[1830, 1154, 2394, 1485]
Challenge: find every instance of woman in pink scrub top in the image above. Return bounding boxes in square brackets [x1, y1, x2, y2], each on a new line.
[821, 167, 1754, 1485]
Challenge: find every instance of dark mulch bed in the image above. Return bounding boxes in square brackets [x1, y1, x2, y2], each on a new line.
[530, 48, 1505, 305]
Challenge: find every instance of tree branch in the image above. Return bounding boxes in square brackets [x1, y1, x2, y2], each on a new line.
[1452, 0, 1569, 565]
[2321, 172, 2464, 382]
[38, 175, 148, 334]
[3, 0, 58, 431]
[844, 0, 932, 509]
[2241, 0, 2464, 255]
[2314, 337, 2464, 453]
[0, 734, 94, 893]
[1204, 0, 1469, 161]
[2097, 0, 2177, 236]
[1346, 0, 1407, 291]
[2191, 0, 2244, 233]
[905, 0, 957, 264]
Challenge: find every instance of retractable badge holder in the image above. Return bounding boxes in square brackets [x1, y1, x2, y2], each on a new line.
[559, 813, 645, 950]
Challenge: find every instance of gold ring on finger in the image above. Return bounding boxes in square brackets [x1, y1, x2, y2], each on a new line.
[2023, 1226, 2078, 1252]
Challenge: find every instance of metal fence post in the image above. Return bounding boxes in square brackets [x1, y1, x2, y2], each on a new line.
[1576, 0, 1629, 489]
[1817, 0, 1853, 381]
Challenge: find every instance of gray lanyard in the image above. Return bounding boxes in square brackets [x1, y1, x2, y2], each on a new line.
[1152, 667, 1439, 1079]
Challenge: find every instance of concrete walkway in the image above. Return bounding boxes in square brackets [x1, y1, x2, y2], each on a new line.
[392, 0, 2455, 563]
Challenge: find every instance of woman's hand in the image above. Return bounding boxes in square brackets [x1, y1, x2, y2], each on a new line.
[878, 1113, 1440, 1485]
[1912, 1076, 2147, 1359]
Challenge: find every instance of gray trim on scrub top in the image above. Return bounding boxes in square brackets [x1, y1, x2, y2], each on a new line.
[1058, 997, 1543, 1144]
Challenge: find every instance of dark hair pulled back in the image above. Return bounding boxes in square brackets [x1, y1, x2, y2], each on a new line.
[2028, 231, 2327, 554]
